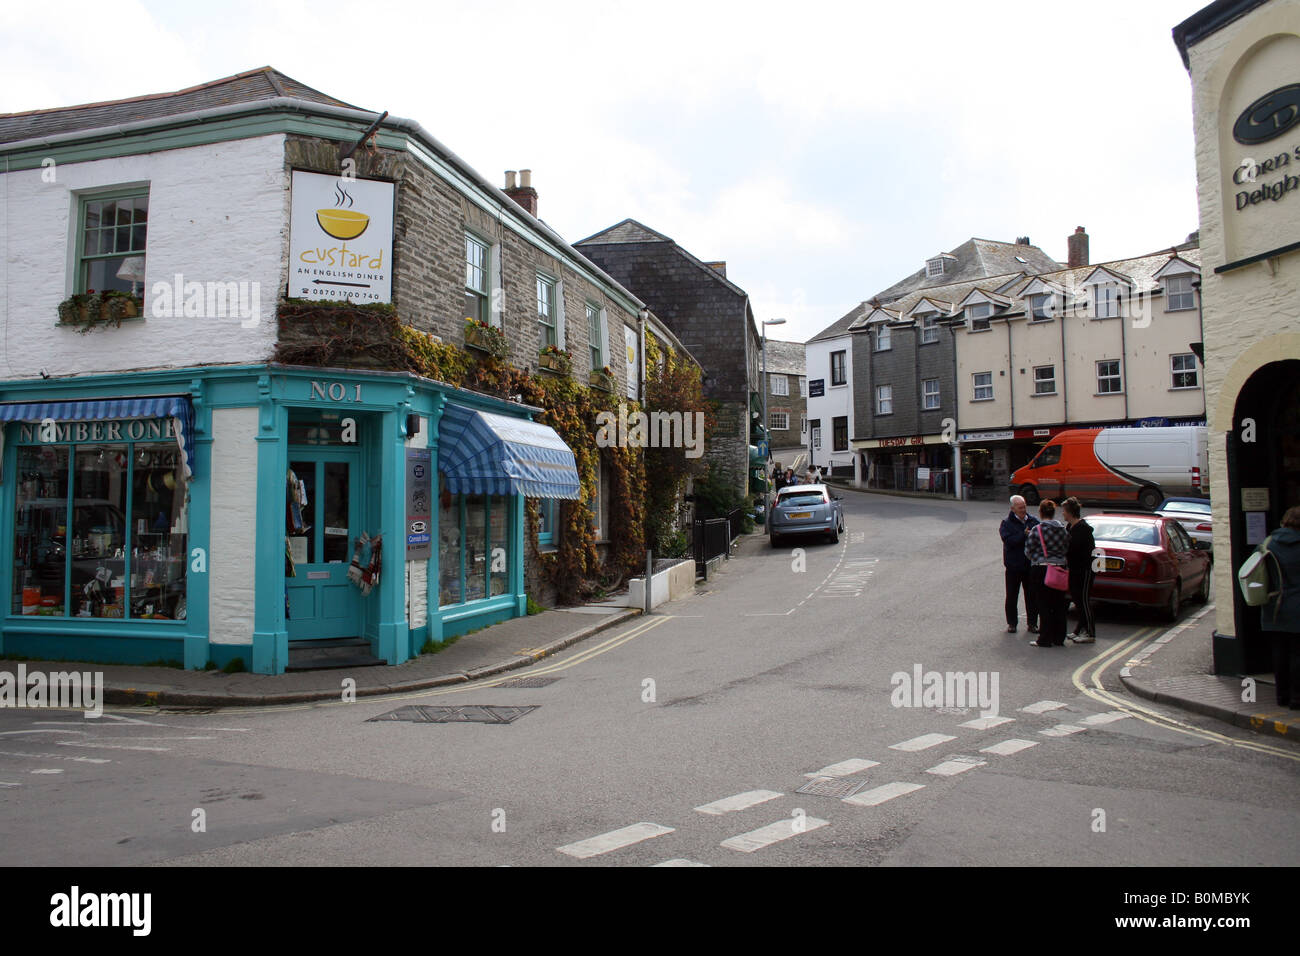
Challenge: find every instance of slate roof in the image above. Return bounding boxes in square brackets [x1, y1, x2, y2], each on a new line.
[576, 218, 751, 301]
[0, 67, 362, 145]
[762, 339, 806, 376]
[808, 237, 1061, 344]
[847, 273, 1029, 330]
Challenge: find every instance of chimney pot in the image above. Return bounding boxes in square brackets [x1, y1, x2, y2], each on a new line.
[519, 169, 532, 188]
[505, 170, 517, 190]
[1016, 236, 1030, 245]
[503, 168, 539, 217]
[1067, 226, 1090, 269]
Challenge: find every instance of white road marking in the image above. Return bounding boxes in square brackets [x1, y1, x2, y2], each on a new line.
[842, 782, 926, 807]
[0, 782, 19, 788]
[981, 738, 1039, 756]
[558, 823, 675, 859]
[30, 769, 63, 774]
[889, 733, 956, 752]
[721, 816, 829, 852]
[926, 756, 987, 776]
[960, 715, 1014, 730]
[695, 790, 783, 815]
[1078, 711, 1130, 726]
[0, 750, 110, 764]
[804, 758, 879, 779]
[55, 741, 169, 752]
[0, 730, 84, 737]
[1021, 700, 1068, 714]
[1040, 724, 1087, 737]
[653, 859, 710, 867]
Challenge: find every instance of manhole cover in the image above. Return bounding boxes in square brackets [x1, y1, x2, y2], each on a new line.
[796, 776, 869, 798]
[496, 676, 560, 688]
[367, 705, 538, 724]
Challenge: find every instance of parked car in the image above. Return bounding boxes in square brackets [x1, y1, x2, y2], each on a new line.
[1088, 512, 1212, 621]
[1155, 497, 1214, 557]
[769, 484, 844, 546]
[1010, 426, 1208, 511]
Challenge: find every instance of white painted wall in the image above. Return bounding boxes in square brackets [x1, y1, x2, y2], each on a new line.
[208, 406, 259, 646]
[0, 134, 287, 379]
[804, 334, 854, 470]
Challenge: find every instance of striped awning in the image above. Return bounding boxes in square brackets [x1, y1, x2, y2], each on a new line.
[437, 403, 579, 499]
[0, 396, 196, 479]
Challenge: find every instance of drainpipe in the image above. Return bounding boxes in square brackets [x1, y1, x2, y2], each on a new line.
[1006, 316, 1015, 428]
[949, 319, 962, 499]
[1059, 294, 1069, 425]
[638, 307, 648, 405]
[1120, 290, 1130, 422]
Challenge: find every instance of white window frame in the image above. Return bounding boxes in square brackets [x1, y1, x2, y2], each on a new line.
[875, 325, 891, 351]
[798, 376, 807, 397]
[1030, 293, 1053, 321]
[769, 411, 789, 431]
[811, 426, 822, 450]
[926, 257, 945, 277]
[1033, 365, 1056, 395]
[876, 384, 893, 415]
[973, 371, 993, 402]
[1097, 359, 1123, 394]
[800, 413, 807, 434]
[968, 302, 991, 332]
[919, 313, 939, 344]
[537, 273, 557, 348]
[1165, 274, 1195, 311]
[1171, 353, 1199, 389]
[586, 302, 604, 370]
[770, 373, 789, 396]
[1094, 285, 1119, 319]
[464, 232, 489, 324]
[922, 378, 940, 410]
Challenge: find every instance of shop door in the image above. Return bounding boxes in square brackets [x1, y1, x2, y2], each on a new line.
[286, 449, 363, 641]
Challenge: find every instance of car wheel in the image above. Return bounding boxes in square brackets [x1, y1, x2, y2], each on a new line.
[769, 534, 781, 549]
[827, 525, 839, 544]
[1021, 484, 1040, 506]
[1163, 581, 1181, 622]
[1194, 570, 1210, 604]
[1138, 487, 1161, 511]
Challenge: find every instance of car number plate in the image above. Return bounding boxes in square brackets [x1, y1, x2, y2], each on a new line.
[787, 511, 811, 519]
[1103, 557, 1124, 571]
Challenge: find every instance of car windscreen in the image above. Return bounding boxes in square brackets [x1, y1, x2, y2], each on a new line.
[778, 492, 824, 507]
[1159, 500, 1210, 515]
[1090, 519, 1159, 546]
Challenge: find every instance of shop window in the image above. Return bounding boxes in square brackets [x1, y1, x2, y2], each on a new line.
[13, 435, 187, 620]
[465, 233, 489, 325]
[1171, 353, 1198, 389]
[973, 371, 993, 401]
[489, 495, 510, 596]
[437, 475, 512, 607]
[833, 416, 848, 451]
[830, 351, 846, 386]
[78, 190, 148, 295]
[1097, 360, 1123, 394]
[1034, 365, 1056, 395]
[537, 498, 557, 548]
[1165, 274, 1195, 311]
[922, 379, 940, 410]
[465, 494, 487, 603]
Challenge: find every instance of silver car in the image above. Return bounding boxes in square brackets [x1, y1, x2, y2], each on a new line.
[1154, 497, 1213, 557]
[769, 484, 845, 546]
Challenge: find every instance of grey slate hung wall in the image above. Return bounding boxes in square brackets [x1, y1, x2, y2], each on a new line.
[851, 322, 956, 441]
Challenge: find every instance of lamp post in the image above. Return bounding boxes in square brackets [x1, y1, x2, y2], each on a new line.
[761, 318, 786, 493]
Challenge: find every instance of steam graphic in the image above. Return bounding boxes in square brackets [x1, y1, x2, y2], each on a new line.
[316, 181, 370, 239]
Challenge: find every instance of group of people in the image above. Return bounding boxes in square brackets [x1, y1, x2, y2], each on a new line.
[772, 463, 822, 492]
[1000, 494, 1097, 647]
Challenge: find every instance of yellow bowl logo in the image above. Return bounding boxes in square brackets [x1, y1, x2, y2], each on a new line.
[316, 208, 370, 240]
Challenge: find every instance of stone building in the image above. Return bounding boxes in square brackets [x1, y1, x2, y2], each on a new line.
[760, 340, 808, 473]
[1174, 0, 1300, 676]
[577, 220, 761, 504]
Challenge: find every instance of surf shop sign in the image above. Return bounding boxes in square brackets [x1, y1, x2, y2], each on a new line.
[288, 170, 394, 304]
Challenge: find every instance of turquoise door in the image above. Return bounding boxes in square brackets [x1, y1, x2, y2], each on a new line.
[286, 448, 363, 641]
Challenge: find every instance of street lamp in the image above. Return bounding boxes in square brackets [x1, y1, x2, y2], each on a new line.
[761, 318, 786, 491]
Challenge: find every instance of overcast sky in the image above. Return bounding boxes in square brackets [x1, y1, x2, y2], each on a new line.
[2, 0, 1207, 343]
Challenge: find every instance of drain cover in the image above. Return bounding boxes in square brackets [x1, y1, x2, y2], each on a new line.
[496, 676, 560, 688]
[368, 704, 538, 724]
[796, 776, 869, 798]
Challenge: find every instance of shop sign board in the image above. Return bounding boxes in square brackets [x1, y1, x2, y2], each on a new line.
[406, 448, 432, 558]
[958, 430, 1013, 443]
[289, 171, 394, 304]
[809, 379, 825, 398]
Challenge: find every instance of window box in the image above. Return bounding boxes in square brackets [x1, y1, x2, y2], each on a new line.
[464, 319, 508, 359]
[538, 346, 572, 375]
[589, 366, 615, 392]
[56, 291, 142, 333]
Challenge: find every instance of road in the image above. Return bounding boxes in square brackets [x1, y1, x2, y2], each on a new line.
[2, 491, 1297, 868]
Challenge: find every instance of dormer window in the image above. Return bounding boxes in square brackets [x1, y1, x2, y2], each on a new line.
[919, 313, 939, 344]
[1031, 293, 1053, 321]
[968, 302, 991, 331]
[1165, 274, 1195, 311]
[926, 257, 945, 278]
[1094, 285, 1119, 319]
[875, 325, 891, 351]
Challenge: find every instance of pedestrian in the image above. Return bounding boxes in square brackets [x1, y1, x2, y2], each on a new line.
[1024, 499, 1070, 647]
[999, 494, 1039, 634]
[785, 468, 795, 487]
[773, 463, 785, 492]
[1061, 497, 1096, 643]
[805, 464, 816, 484]
[1259, 505, 1300, 708]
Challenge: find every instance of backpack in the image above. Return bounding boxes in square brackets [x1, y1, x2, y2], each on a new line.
[1237, 535, 1283, 609]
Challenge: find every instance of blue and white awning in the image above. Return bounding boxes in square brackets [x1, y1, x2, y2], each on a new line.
[437, 403, 579, 499]
[0, 396, 196, 479]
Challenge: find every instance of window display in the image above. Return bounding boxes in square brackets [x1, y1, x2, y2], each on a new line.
[437, 478, 511, 608]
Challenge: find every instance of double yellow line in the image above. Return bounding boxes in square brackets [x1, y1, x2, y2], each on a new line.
[1070, 621, 1300, 763]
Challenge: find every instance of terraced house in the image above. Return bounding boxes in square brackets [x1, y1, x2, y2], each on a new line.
[0, 67, 698, 674]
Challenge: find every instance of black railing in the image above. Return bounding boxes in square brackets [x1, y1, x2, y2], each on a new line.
[693, 506, 747, 578]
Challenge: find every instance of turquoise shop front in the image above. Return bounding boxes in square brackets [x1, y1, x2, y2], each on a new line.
[0, 364, 579, 675]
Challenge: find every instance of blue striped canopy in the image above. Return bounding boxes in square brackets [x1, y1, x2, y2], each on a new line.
[0, 396, 196, 479]
[438, 403, 579, 499]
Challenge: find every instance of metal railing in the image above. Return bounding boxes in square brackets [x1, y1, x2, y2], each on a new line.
[693, 506, 747, 579]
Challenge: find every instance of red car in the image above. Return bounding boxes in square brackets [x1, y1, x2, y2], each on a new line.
[1087, 512, 1212, 621]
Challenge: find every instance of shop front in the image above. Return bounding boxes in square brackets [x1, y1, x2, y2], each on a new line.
[0, 365, 578, 674]
[855, 434, 954, 495]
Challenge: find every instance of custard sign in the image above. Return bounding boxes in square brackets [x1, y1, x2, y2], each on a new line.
[289, 170, 394, 303]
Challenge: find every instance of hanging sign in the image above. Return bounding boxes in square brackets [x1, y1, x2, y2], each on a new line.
[289, 171, 394, 303]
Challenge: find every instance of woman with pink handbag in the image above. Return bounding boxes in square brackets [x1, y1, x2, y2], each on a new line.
[1025, 499, 1071, 647]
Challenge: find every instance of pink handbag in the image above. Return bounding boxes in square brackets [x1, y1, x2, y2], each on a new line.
[1037, 526, 1070, 591]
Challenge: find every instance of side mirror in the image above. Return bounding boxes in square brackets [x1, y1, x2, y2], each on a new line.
[1193, 540, 1210, 551]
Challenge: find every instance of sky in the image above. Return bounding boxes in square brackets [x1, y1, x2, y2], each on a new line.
[1, 0, 1208, 343]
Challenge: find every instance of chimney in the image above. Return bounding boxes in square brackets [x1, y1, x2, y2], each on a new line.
[1067, 226, 1089, 268]
[704, 261, 727, 277]
[1015, 236, 1030, 245]
[504, 168, 538, 216]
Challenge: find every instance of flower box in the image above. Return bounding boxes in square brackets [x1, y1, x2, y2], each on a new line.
[538, 350, 571, 375]
[57, 292, 142, 333]
[464, 321, 508, 358]
[588, 368, 615, 392]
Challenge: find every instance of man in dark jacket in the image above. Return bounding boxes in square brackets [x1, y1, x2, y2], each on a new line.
[1000, 495, 1039, 633]
[1260, 505, 1300, 708]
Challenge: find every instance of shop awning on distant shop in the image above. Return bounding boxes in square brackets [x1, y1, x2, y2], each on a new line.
[437, 403, 580, 499]
[0, 396, 196, 479]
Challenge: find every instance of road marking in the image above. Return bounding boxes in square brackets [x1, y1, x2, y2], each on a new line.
[1078, 711, 1130, 726]
[889, 733, 956, 752]
[0, 730, 84, 737]
[721, 816, 829, 852]
[0, 750, 110, 764]
[981, 738, 1039, 756]
[960, 715, 1014, 730]
[842, 782, 926, 807]
[926, 756, 986, 776]
[1020, 700, 1068, 714]
[56, 741, 169, 752]
[1040, 724, 1087, 737]
[653, 859, 709, 867]
[821, 559, 878, 598]
[557, 823, 675, 859]
[30, 768, 63, 774]
[695, 790, 783, 815]
[0, 782, 19, 788]
[804, 758, 879, 778]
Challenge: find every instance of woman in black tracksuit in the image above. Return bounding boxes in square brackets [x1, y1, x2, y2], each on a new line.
[1062, 497, 1096, 643]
